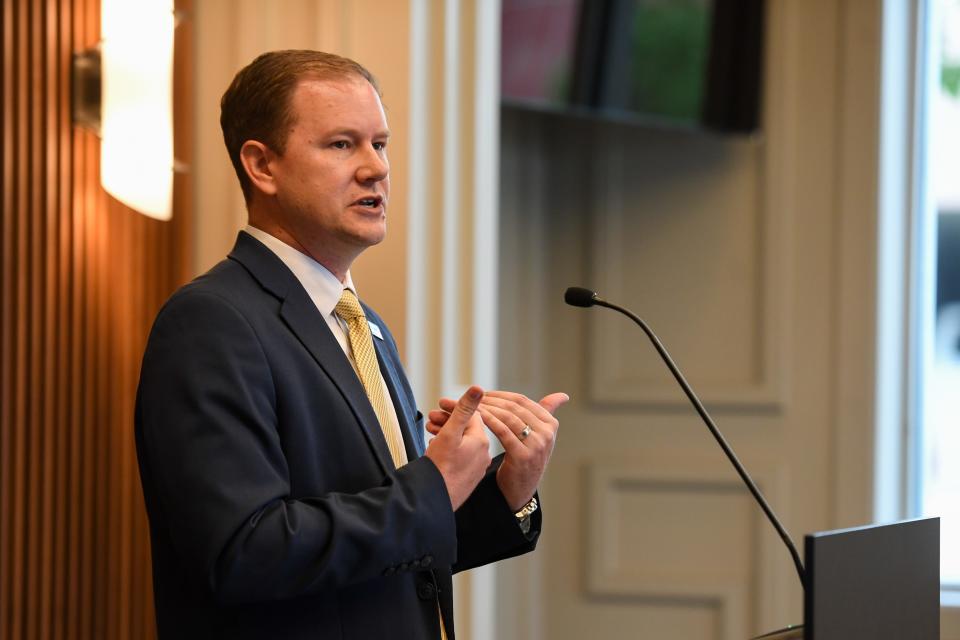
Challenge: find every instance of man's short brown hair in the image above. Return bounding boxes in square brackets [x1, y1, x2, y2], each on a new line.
[220, 50, 380, 202]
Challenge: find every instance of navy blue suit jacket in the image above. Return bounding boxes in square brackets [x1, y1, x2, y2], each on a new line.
[135, 232, 540, 639]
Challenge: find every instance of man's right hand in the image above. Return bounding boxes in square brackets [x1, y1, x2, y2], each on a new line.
[424, 385, 492, 510]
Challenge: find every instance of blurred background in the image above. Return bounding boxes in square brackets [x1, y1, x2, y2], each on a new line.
[2, 0, 958, 638]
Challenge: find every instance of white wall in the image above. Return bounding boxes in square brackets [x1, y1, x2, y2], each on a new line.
[495, 1, 891, 637]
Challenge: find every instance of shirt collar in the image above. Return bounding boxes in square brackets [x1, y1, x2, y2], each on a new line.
[243, 225, 356, 318]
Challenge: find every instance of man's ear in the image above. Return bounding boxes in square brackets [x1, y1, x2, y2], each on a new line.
[239, 140, 278, 196]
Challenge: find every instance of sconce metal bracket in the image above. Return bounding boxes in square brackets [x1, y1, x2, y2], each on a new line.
[72, 47, 102, 136]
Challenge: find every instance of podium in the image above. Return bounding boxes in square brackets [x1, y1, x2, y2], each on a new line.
[752, 517, 939, 640]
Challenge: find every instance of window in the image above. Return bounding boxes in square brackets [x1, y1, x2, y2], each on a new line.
[915, 0, 960, 593]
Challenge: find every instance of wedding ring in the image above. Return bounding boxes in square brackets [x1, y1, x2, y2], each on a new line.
[519, 425, 532, 441]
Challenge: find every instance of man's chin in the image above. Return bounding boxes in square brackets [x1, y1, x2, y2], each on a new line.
[350, 226, 387, 249]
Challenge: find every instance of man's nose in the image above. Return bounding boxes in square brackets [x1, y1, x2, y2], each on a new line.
[356, 146, 388, 183]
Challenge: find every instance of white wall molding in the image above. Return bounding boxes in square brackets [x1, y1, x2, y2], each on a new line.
[406, 1, 503, 637]
[586, 136, 782, 411]
[581, 2, 798, 414]
[585, 456, 793, 639]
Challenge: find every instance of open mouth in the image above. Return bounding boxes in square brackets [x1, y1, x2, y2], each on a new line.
[353, 196, 383, 209]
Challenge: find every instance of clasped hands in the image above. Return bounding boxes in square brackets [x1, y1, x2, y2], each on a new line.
[423, 386, 569, 512]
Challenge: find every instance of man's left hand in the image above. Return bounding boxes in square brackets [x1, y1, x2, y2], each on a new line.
[428, 390, 569, 511]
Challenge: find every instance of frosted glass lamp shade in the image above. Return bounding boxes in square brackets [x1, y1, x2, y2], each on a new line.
[99, 0, 175, 220]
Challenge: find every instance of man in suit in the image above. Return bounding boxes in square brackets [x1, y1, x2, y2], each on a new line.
[135, 50, 567, 639]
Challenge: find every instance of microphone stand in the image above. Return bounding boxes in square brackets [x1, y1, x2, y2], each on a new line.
[566, 287, 806, 590]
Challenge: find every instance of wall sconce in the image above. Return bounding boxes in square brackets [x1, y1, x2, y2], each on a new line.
[72, 0, 175, 221]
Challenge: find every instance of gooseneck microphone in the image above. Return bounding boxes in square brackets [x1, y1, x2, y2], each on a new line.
[565, 286, 806, 590]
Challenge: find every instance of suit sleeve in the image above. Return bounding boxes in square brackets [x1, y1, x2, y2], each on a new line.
[452, 455, 542, 573]
[135, 289, 457, 604]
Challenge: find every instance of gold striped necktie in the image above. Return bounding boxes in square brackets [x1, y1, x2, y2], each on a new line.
[334, 289, 408, 468]
[336, 291, 444, 637]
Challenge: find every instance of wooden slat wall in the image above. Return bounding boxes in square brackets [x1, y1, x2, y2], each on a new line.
[0, 0, 192, 638]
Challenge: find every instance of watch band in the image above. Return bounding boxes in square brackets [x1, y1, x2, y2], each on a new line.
[514, 496, 538, 520]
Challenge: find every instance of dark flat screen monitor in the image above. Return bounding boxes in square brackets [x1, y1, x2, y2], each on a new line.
[804, 517, 939, 640]
[501, 0, 765, 133]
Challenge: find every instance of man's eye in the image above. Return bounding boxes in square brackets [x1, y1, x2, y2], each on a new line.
[332, 140, 349, 149]
[373, 142, 387, 151]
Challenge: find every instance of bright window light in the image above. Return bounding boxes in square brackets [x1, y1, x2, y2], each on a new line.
[917, 0, 960, 590]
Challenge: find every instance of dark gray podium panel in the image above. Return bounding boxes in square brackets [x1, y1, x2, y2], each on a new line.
[804, 517, 939, 640]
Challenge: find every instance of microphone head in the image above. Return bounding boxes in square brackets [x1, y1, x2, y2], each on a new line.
[564, 287, 598, 308]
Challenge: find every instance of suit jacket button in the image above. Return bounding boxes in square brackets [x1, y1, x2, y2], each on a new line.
[417, 582, 436, 600]
[420, 555, 433, 567]
[399, 562, 411, 572]
[383, 566, 396, 576]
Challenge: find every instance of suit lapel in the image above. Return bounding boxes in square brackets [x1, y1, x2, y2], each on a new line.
[228, 232, 395, 475]
[372, 336, 424, 458]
